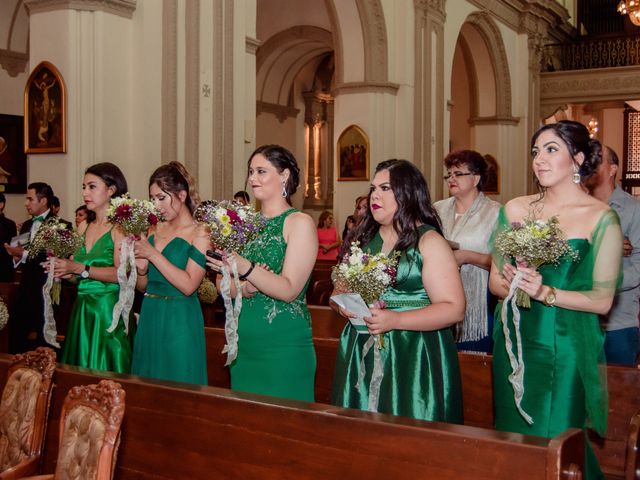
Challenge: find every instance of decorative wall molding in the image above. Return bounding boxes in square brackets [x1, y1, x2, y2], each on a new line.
[161, 0, 177, 165]
[355, 0, 389, 83]
[211, 0, 234, 199]
[324, 0, 343, 85]
[256, 101, 300, 123]
[245, 36, 261, 55]
[414, 0, 446, 198]
[465, 11, 513, 120]
[23, 0, 137, 18]
[540, 65, 640, 106]
[333, 81, 399, 95]
[469, 115, 520, 126]
[0, 49, 28, 77]
[184, 0, 200, 176]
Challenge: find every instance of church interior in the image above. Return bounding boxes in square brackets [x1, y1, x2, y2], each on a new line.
[0, 0, 640, 478]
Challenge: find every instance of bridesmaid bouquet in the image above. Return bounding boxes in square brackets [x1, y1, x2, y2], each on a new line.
[494, 215, 577, 308]
[29, 217, 82, 347]
[493, 214, 578, 426]
[331, 241, 399, 348]
[107, 194, 164, 334]
[194, 200, 266, 365]
[194, 200, 266, 253]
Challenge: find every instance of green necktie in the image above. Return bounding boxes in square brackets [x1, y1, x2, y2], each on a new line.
[33, 215, 45, 222]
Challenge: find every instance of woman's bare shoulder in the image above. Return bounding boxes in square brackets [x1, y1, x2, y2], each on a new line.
[503, 195, 539, 221]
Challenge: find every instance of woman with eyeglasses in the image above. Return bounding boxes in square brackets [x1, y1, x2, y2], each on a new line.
[434, 150, 500, 353]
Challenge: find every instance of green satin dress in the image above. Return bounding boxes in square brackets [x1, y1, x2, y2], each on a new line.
[131, 236, 208, 385]
[61, 230, 133, 373]
[332, 225, 464, 423]
[492, 208, 622, 480]
[230, 208, 316, 402]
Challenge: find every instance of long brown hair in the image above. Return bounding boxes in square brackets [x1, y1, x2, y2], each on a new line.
[149, 161, 200, 214]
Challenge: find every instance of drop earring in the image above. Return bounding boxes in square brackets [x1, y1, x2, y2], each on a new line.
[281, 181, 287, 198]
[572, 166, 581, 184]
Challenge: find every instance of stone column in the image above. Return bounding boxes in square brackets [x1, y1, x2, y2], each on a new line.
[414, 0, 446, 199]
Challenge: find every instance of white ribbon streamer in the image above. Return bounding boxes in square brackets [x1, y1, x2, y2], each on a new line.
[220, 257, 243, 366]
[41, 257, 60, 348]
[355, 333, 385, 412]
[500, 270, 533, 425]
[109, 237, 136, 334]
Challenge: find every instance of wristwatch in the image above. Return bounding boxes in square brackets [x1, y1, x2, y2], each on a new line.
[79, 264, 91, 279]
[543, 286, 557, 307]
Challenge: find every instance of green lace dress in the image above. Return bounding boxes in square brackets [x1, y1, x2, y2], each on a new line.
[131, 236, 208, 385]
[332, 225, 463, 422]
[492, 208, 622, 480]
[61, 230, 133, 373]
[230, 208, 316, 402]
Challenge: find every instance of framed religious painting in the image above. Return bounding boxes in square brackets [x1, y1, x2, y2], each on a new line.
[337, 125, 369, 181]
[483, 153, 500, 195]
[24, 61, 67, 154]
[0, 114, 27, 193]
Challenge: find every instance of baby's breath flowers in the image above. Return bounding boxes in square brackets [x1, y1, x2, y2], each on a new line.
[494, 215, 578, 307]
[107, 194, 164, 237]
[107, 194, 164, 334]
[194, 200, 265, 253]
[194, 199, 266, 366]
[0, 297, 9, 331]
[332, 242, 399, 306]
[29, 217, 82, 304]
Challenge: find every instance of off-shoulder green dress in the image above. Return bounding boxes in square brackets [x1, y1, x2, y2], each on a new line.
[230, 208, 316, 401]
[332, 225, 463, 422]
[131, 236, 208, 385]
[61, 230, 133, 373]
[492, 207, 622, 480]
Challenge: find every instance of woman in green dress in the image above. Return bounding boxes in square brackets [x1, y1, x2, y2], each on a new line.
[489, 121, 622, 479]
[331, 159, 465, 422]
[52, 162, 133, 372]
[132, 161, 209, 385]
[206, 145, 317, 401]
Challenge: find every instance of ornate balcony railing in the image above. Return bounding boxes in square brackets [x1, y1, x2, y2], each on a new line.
[543, 35, 640, 71]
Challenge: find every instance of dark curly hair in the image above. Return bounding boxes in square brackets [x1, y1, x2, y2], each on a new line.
[247, 144, 300, 206]
[443, 149, 488, 191]
[340, 159, 442, 257]
[531, 120, 602, 183]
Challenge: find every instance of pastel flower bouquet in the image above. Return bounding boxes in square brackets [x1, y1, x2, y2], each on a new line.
[331, 241, 399, 348]
[493, 214, 578, 425]
[107, 194, 164, 333]
[29, 217, 83, 347]
[331, 241, 399, 412]
[194, 200, 266, 365]
[494, 215, 577, 308]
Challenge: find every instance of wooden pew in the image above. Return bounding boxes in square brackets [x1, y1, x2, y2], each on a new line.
[0, 354, 586, 479]
[205, 326, 640, 479]
[306, 260, 337, 306]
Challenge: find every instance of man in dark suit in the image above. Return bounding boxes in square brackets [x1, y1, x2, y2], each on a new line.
[0, 193, 17, 282]
[4, 182, 56, 353]
[50, 195, 73, 230]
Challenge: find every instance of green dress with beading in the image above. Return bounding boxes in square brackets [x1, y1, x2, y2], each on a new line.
[61, 230, 133, 373]
[131, 236, 208, 385]
[230, 208, 316, 402]
[332, 225, 463, 422]
[492, 207, 622, 480]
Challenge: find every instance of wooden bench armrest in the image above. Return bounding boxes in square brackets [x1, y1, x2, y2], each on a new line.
[18, 475, 53, 480]
[626, 409, 640, 480]
[0, 456, 40, 480]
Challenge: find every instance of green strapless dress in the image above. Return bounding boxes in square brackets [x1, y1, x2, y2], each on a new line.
[492, 208, 622, 480]
[131, 236, 208, 385]
[332, 225, 463, 423]
[230, 208, 316, 402]
[61, 230, 133, 373]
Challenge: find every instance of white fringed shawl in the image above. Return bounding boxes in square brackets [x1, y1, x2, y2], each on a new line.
[435, 193, 500, 342]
